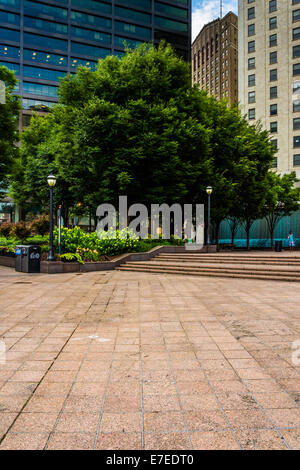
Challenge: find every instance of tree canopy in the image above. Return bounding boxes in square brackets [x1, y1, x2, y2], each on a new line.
[10, 43, 288, 237]
[0, 65, 20, 197]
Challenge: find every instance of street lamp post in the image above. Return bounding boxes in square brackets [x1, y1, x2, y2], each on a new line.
[47, 175, 56, 261]
[206, 186, 213, 245]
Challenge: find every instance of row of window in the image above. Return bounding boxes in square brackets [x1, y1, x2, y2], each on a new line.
[248, 1, 300, 18]
[0, 0, 189, 31]
[272, 154, 300, 167]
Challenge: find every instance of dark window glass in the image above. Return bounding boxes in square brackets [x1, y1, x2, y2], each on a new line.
[70, 57, 98, 70]
[248, 91, 255, 103]
[115, 21, 151, 39]
[269, 0, 277, 13]
[248, 7, 255, 19]
[0, 0, 20, 6]
[270, 103, 277, 115]
[270, 86, 277, 98]
[270, 69, 277, 81]
[154, 29, 188, 47]
[0, 44, 20, 59]
[0, 61, 20, 75]
[248, 74, 255, 86]
[270, 121, 278, 132]
[293, 45, 300, 57]
[23, 49, 68, 67]
[293, 9, 300, 22]
[70, 11, 111, 29]
[117, 0, 151, 9]
[248, 57, 255, 69]
[294, 118, 300, 129]
[0, 11, 19, 26]
[269, 17, 277, 29]
[248, 24, 255, 36]
[294, 100, 300, 112]
[248, 40, 255, 52]
[22, 98, 55, 110]
[24, 1, 67, 20]
[154, 2, 188, 20]
[24, 17, 68, 35]
[24, 33, 67, 51]
[71, 0, 112, 14]
[293, 63, 300, 75]
[23, 65, 65, 81]
[271, 139, 278, 148]
[115, 35, 143, 49]
[294, 136, 300, 147]
[71, 26, 111, 45]
[0, 27, 20, 42]
[293, 154, 300, 165]
[23, 81, 58, 97]
[71, 42, 110, 58]
[248, 108, 255, 119]
[270, 51, 277, 64]
[115, 6, 151, 24]
[293, 27, 300, 40]
[154, 16, 188, 32]
[269, 34, 277, 47]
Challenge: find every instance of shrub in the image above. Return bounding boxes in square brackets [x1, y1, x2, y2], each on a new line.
[60, 252, 84, 264]
[0, 221, 14, 238]
[31, 215, 49, 236]
[13, 221, 31, 241]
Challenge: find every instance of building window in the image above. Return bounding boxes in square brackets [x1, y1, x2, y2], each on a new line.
[270, 69, 277, 81]
[248, 74, 255, 86]
[294, 136, 300, 147]
[270, 51, 277, 64]
[293, 118, 300, 129]
[248, 57, 255, 69]
[293, 45, 300, 58]
[248, 7, 255, 19]
[293, 154, 300, 165]
[269, 0, 277, 13]
[269, 34, 277, 47]
[248, 40, 255, 53]
[248, 24, 255, 36]
[293, 9, 300, 23]
[293, 27, 300, 40]
[270, 103, 278, 115]
[272, 157, 278, 168]
[269, 17, 277, 30]
[270, 122, 278, 133]
[248, 108, 255, 119]
[248, 91, 256, 103]
[270, 86, 277, 98]
[294, 63, 300, 75]
[293, 100, 300, 112]
[271, 139, 278, 149]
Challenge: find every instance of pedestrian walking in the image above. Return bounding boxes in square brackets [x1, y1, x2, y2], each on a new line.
[288, 231, 295, 251]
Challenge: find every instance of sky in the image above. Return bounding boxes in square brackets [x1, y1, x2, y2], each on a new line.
[192, 0, 238, 40]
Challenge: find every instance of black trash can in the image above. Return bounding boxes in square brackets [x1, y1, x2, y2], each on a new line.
[15, 245, 41, 273]
[275, 240, 282, 252]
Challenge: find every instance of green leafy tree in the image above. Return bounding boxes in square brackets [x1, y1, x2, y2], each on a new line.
[264, 172, 300, 248]
[0, 65, 20, 197]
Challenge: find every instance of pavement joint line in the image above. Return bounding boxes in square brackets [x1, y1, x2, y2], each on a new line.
[92, 284, 120, 450]
[138, 281, 145, 450]
[0, 322, 78, 446]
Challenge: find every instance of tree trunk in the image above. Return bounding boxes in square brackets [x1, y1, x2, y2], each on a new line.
[270, 228, 274, 249]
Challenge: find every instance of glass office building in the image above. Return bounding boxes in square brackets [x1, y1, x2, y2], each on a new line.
[0, 0, 191, 120]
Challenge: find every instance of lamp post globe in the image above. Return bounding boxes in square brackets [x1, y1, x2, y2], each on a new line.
[206, 186, 213, 245]
[47, 175, 56, 262]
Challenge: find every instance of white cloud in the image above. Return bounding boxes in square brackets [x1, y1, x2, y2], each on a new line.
[192, 0, 238, 41]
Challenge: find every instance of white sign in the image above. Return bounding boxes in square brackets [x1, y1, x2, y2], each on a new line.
[0, 81, 5, 105]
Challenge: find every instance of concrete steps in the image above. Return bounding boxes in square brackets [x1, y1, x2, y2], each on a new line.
[117, 253, 300, 282]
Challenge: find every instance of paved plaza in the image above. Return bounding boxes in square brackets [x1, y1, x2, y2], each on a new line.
[0, 265, 300, 450]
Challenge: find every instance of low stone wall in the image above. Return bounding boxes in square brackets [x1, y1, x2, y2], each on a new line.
[0, 256, 16, 268]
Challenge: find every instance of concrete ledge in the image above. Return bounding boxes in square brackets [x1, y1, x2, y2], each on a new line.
[0, 256, 16, 268]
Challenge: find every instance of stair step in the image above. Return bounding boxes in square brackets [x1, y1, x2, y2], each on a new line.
[153, 258, 300, 266]
[117, 266, 300, 282]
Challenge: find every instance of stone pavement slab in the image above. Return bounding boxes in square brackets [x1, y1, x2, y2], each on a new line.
[0, 266, 300, 449]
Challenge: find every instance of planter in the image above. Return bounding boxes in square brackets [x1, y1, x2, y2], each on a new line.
[0, 255, 16, 268]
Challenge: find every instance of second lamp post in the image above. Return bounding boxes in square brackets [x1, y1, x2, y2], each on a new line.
[47, 174, 56, 261]
[206, 186, 213, 245]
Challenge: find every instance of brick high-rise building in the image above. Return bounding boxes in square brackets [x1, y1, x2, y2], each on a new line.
[191, 11, 238, 105]
[238, 0, 300, 177]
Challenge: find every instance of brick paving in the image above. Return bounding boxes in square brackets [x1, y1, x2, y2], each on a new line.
[0, 265, 300, 450]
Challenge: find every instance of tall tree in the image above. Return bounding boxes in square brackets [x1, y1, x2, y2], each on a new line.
[0, 65, 20, 197]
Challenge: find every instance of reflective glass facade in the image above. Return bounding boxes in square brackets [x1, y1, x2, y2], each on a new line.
[0, 0, 191, 113]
